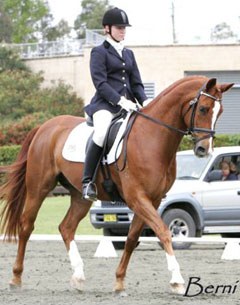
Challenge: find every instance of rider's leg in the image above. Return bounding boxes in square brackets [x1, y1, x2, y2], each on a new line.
[82, 139, 102, 201]
[82, 110, 114, 201]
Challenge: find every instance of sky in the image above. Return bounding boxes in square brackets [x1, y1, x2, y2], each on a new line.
[47, 0, 240, 45]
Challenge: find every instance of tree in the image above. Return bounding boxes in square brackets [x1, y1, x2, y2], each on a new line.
[0, 68, 84, 121]
[0, 46, 84, 145]
[45, 19, 71, 41]
[74, 0, 112, 38]
[0, 2, 13, 42]
[211, 22, 237, 43]
[0, 1, 72, 43]
[2, 0, 49, 43]
[0, 47, 30, 72]
[35, 7, 55, 42]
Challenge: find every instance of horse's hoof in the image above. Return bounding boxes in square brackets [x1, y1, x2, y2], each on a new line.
[115, 290, 128, 297]
[170, 283, 185, 295]
[70, 275, 85, 291]
[9, 280, 22, 290]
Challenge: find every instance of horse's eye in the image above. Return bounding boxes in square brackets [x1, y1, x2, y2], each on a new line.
[199, 106, 209, 115]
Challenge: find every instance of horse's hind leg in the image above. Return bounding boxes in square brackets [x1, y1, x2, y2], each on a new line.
[58, 188, 91, 291]
[10, 161, 58, 288]
[115, 214, 145, 294]
[10, 193, 46, 288]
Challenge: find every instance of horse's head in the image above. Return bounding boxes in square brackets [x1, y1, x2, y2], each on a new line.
[183, 78, 234, 157]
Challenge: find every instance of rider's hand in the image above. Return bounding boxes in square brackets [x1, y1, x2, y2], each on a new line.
[118, 97, 137, 111]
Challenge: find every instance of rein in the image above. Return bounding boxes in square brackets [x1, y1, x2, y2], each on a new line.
[136, 83, 222, 142]
[133, 110, 189, 136]
[115, 111, 138, 171]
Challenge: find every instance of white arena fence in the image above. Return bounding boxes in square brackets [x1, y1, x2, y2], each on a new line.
[1, 235, 240, 260]
[1, 234, 240, 243]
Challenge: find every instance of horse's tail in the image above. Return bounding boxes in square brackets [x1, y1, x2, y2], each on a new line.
[0, 126, 40, 241]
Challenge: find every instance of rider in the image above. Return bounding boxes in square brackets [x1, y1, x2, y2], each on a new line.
[82, 7, 148, 201]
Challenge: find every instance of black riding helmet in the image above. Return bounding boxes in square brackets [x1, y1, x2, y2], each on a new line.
[102, 7, 131, 27]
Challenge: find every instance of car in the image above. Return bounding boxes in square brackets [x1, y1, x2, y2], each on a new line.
[89, 146, 240, 249]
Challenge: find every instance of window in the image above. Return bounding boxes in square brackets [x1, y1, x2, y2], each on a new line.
[143, 82, 155, 99]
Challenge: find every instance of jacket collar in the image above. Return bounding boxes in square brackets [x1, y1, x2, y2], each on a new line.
[106, 37, 124, 53]
[103, 40, 126, 60]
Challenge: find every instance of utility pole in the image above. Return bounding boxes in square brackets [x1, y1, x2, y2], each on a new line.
[238, 16, 240, 42]
[171, 1, 177, 43]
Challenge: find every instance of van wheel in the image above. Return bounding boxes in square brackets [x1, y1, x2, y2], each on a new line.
[160, 209, 196, 250]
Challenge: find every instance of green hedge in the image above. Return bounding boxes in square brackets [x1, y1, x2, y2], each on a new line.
[179, 134, 240, 151]
[0, 134, 240, 166]
[0, 145, 21, 165]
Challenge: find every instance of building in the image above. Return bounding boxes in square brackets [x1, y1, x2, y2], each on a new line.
[24, 42, 240, 134]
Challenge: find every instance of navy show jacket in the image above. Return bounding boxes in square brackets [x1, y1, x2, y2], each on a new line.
[84, 40, 147, 117]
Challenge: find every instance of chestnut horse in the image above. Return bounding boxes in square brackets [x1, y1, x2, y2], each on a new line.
[0, 76, 233, 295]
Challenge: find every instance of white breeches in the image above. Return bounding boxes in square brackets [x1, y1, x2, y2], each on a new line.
[92, 110, 115, 147]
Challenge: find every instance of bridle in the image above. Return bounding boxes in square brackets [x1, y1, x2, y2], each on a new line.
[135, 82, 222, 144]
[182, 83, 222, 143]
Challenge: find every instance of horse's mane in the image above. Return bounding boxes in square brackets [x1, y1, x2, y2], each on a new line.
[156, 75, 208, 100]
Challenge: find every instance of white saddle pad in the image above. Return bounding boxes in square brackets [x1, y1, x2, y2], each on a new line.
[62, 112, 131, 164]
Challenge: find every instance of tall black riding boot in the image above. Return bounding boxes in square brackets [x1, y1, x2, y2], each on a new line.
[82, 139, 103, 201]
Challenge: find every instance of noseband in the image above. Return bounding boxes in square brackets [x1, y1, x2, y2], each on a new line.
[134, 82, 222, 144]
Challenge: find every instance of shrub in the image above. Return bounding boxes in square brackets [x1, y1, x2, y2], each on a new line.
[179, 134, 240, 151]
[22, 80, 84, 117]
[0, 46, 30, 72]
[0, 112, 52, 145]
[0, 46, 85, 146]
[0, 70, 43, 120]
[0, 69, 85, 122]
[0, 145, 20, 165]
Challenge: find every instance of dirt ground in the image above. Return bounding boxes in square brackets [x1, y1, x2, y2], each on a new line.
[0, 240, 239, 305]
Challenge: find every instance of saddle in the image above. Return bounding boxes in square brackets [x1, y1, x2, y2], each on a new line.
[62, 111, 131, 164]
[94, 110, 137, 202]
[62, 110, 138, 201]
[86, 111, 127, 157]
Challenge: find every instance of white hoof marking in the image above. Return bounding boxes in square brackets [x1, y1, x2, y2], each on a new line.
[170, 283, 186, 295]
[70, 275, 85, 291]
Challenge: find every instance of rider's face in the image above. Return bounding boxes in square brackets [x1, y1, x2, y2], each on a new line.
[105, 25, 126, 41]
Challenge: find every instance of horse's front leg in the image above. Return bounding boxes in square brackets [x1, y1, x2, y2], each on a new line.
[115, 214, 145, 295]
[132, 196, 185, 295]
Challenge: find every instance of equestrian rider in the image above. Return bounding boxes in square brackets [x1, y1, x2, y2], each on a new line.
[82, 7, 148, 201]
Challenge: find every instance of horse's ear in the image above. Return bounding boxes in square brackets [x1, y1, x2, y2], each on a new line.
[206, 78, 217, 91]
[220, 83, 234, 93]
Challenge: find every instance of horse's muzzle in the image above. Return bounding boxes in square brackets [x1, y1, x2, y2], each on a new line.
[194, 143, 209, 158]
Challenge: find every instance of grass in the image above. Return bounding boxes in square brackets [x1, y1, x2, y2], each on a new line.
[34, 196, 102, 235]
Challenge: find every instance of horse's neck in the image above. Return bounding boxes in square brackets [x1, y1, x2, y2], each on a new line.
[143, 93, 185, 157]
[149, 94, 186, 132]
[149, 90, 185, 126]
[138, 77, 206, 163]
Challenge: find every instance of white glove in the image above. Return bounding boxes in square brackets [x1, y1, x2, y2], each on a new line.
[118, 97, 137, 111]
[143, 98, 152, 107]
